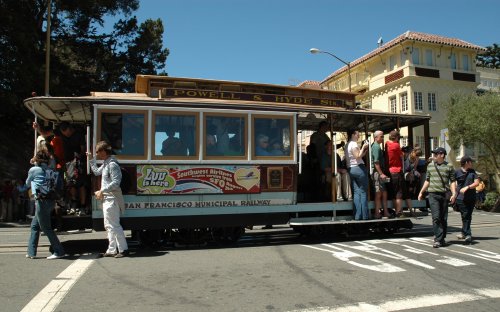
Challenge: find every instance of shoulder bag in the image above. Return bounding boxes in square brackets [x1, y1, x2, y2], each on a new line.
[434, 162, 452, 202]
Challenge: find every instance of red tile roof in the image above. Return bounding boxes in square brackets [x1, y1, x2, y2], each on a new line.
[322, 31, 486, 83]
[297, 80, 322, 89]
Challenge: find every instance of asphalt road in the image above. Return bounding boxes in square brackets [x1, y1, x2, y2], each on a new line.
[1, 209, 499, 312]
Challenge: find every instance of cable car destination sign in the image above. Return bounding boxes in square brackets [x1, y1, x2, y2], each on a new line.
[161, 88, 347, 107]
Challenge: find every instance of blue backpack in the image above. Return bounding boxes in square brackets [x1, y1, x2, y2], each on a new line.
[37, 168, 61, 200]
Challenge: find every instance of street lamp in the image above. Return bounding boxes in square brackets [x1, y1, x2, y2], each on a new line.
[310, 48, 351, 92]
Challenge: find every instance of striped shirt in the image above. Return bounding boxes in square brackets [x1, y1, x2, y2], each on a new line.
[425, 161, 455, 193]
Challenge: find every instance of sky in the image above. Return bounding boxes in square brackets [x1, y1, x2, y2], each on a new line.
[129, 0, 499, 86]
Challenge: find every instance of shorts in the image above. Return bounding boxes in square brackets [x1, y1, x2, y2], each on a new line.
[372, 172, 387, 192]
[389, 172, 404, 199]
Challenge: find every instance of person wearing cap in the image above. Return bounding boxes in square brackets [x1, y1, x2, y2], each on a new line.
[454, 156, 479, 244]
[418, 147, 457, 248]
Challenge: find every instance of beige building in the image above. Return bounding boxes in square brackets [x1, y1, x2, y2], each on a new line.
[319, 31, 485, 162]
[477, 67, 500, 92]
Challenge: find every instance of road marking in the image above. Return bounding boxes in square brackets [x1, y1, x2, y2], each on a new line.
[436, 256, 475, 266]
[303, 244, 405, 273]
[288, 287, 500, 312]
[21, 254, 97, 312]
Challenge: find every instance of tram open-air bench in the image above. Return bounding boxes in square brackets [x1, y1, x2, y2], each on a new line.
[289, 199, 428, 237]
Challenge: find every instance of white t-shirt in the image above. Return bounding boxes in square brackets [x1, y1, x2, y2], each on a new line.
[36, 135, 47, 151]
[347, 140, 364, 167]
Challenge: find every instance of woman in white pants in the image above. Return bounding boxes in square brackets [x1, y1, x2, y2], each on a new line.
[89, 141, 129, 258]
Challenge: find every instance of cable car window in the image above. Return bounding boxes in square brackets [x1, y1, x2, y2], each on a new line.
[99, 111, 147, 158]
[153, 112, 198, 159]
[204, 114, 247, 159]
[252, 116, 292, 159]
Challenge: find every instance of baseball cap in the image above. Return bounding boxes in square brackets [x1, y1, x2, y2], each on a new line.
[431, 147, 447, 155]
[460, 155, 474, 165]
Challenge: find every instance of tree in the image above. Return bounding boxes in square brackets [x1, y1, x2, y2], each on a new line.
[476, 43, 500, 69]
[445, 92, 500, 182]
[0, 0, 169, 178]
[1, 0, 169, 115]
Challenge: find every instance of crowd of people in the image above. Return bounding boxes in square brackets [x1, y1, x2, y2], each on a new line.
[1, 135, 130, 260]
[300, 125, 487, 248]
[0, 120, 491, 257]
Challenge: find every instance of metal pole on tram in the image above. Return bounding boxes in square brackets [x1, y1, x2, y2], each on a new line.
[86, 124, 91, 175]
[332, 131, 338, 221]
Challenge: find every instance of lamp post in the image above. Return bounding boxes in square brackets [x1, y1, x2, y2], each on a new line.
[44, 0, 51, 96]
[310, 48, 351, 92]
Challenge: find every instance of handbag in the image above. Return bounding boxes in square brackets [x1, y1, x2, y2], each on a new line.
[434, 162, 452, 202]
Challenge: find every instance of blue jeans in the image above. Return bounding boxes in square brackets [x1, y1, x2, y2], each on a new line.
[456, 199, 474, 236]
[428, 192, 448, 243]
[348, 164, 369, 220]
[27, 199, 65, 257]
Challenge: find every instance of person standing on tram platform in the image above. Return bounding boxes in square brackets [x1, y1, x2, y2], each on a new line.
[371, 130, 390, 219]
[385, 130, 404, 217]
[88, 141, 129, 258]
[346, 129, 369, 220]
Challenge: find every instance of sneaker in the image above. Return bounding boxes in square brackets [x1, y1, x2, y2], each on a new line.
[456, 233, 466, 239]
[46, 254, 65, 260]
[432, 241, 441, 248]
[114, 250, 129, 258]
[100, 252, 117, 258]
[26, 254, 35, 259]
[465, 236, 472, 244]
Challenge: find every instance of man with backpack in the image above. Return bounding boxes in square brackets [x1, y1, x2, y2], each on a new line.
[89, 141, 129, 258]
[25, 151, 65, 259]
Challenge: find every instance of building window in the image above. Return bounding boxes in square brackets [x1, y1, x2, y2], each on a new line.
[412, 48, 420, 65]
[479, 143, 487, 156]
[450, 53, 457, 69]
[389, 54, 396, 70]
[400, 50, 406, 66]
[429, 137, 438, 151]
[414, 92, 423, 111]
[428, 93, 436, 111]
[400, 92, 408, 112]
[425, 49, 433, 66]
[401, 136, 408, 148]
[416, 136, 426, 151]
[462, 54, 470, 71]
[389, 96, 397, 113]
[464, 143, 475, 157]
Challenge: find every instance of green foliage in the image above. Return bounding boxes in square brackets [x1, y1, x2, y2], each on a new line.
[0, 0, 169, 178]
[0, 0, 169, 117]
[476, 43, 500, 69]
[483, 192, 499, 211]
[444, 92, 500, 179]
